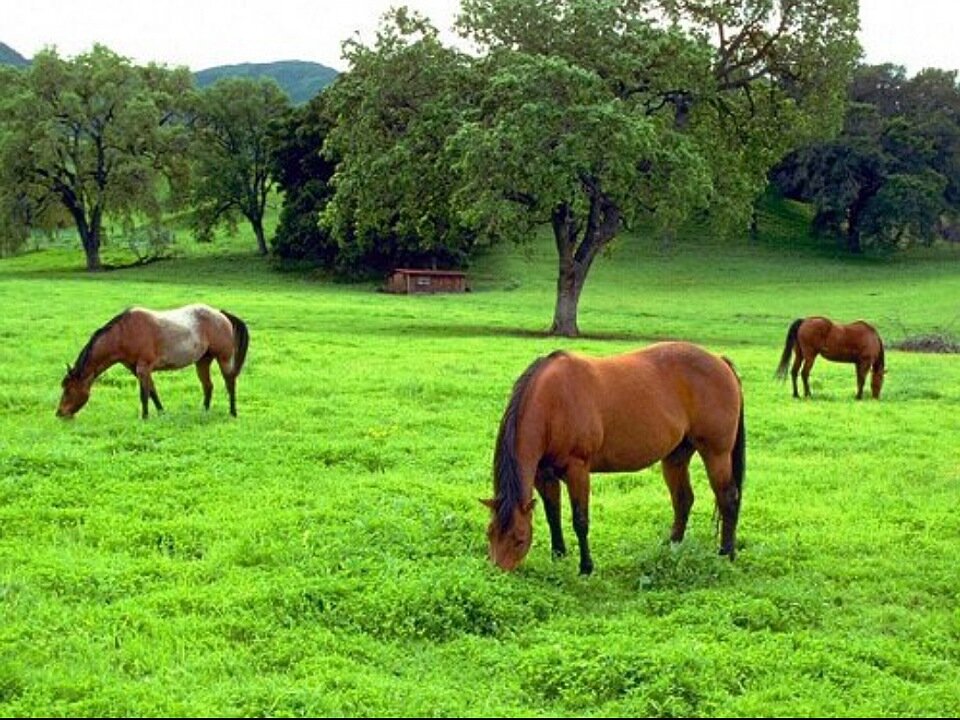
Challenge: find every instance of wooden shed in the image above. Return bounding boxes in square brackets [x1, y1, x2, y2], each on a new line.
[384, 268, 468, 294]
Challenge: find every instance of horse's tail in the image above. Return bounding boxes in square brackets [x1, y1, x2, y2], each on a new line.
[775, 318, 803, 380]
[490, 352, 562, 533]
[721, 357, 746, 496]
[220, 310, 249, 377]
[732, 387, 746, 496]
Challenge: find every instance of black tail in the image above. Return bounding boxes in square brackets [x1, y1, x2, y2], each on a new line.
[220, 310, 249, 377]
[775, 318, 803, 380]
[490, 352, 563, 533]
[721, 357, 746, 496]
[732, 391, 746, 495]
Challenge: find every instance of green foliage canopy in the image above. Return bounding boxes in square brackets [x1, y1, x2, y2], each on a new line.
[772, 64, 960, 252]
[268, 92, 339, 263]
[452, 0, 859, 334]
[190, 77, 292, 255]
[321, 9, 479, 275]
[0, 45, 192, 269]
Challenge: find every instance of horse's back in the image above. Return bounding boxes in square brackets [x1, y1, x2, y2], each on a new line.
[132, 305, 233, 369]
[523, 342, 740, 472]
[803, 316, 881, 361]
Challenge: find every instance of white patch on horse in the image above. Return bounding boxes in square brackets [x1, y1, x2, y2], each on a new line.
[151, 305, 210, 370]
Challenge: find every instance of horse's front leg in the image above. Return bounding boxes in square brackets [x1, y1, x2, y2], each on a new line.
[535, 466, 566, 558]
[135, 363, 162, 419]
[565, 460, 593, 575]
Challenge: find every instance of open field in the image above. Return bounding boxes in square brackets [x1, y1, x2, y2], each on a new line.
[2, 202, 959, 716]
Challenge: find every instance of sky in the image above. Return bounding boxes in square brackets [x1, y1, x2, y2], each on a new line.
[3, 1, 959, 74]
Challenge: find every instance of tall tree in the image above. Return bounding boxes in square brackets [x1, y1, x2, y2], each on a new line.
[268, 91, 338, 264]
[452, 0, 859, 335]
[190, 77, 291, 255]
[320, 9, 479, 275]
[772, 64, 960, 252]
[0, 46, 191, 270]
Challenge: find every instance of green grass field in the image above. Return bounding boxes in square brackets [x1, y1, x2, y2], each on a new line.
[2, 201, 959, 717]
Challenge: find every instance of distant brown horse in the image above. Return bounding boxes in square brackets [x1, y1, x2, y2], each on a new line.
[57, 304, 249, 419]
[483, 342, 746, 575]
[775, 316, 885, 400]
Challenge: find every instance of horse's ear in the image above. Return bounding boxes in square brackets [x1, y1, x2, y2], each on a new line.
[522, 498, 537, 514]
[479, 498, 499, 510]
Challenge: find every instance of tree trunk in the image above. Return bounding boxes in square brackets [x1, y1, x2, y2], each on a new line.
[74, 208, 103, 271]
[550, 259, 587, 337]
[846, 188, 876, 254]
[547, 195, 618, 337]
[252, 216, 268, 256]
[549, 203, 582, 336]
[846, 203, 863, 254]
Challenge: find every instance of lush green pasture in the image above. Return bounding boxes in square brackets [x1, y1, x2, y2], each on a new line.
[2, 208, 959, 716]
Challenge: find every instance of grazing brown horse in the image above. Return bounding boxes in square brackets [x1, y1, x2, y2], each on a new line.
[57, 304, 249, 419]
[775, 316, 885, 400]
[483, 342, 746, 575]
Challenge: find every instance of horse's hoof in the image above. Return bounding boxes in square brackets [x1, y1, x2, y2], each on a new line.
[579, 561, 594, 576]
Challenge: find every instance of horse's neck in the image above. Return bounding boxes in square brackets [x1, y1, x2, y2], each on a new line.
[81, 332, 121, 382]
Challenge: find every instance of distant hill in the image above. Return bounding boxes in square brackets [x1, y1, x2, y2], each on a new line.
[0, 48, 337, 104]
[194, 60, 338, 104]
[0, 42, 29, 67]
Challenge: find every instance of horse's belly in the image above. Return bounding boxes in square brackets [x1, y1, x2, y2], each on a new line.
[157, 335, 206, 369]
[591, 457, 657, 474]
[821, 349, 858, 363]
[591, 445, 669, 473]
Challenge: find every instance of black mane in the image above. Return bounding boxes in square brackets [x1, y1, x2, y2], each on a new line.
[69, 310, 130, 379]
[492, 350, 565, 533]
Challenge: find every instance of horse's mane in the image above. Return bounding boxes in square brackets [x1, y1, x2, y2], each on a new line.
[70, 310, 130, 378]
[492, 350, 566, 533]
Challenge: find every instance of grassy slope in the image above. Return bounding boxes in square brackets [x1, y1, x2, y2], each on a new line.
[1, 200, 959, 716]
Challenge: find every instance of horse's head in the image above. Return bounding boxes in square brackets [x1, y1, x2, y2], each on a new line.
[871, 345, 886, 399]
[482, 497, 536, 571]
[57, 365, 90, 418]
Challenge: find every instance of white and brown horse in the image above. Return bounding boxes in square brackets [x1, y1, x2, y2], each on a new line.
[57, 304, 249, 419]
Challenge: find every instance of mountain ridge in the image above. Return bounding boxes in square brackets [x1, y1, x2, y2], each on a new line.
[0, 43, 337, 103]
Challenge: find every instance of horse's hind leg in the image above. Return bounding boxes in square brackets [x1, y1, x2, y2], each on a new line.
[216, 357, 238, 417]
[196, 356, 214, 410]
[662, 439, 695, 543]
[800, 353, 816, 398]
[701, 450, 740, 559]
[790, 350, 803, 398]
[855, 360, 869, 400]
[564, 460, 593, 575]
[535, 466, 566, 558]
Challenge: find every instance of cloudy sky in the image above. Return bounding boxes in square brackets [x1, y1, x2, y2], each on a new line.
[4, 1, 958, 74]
